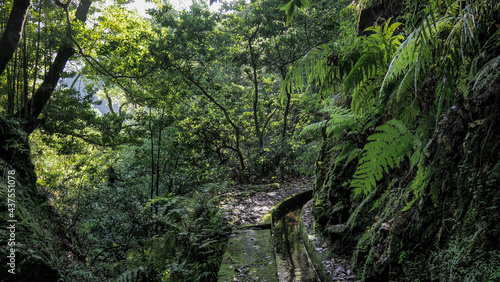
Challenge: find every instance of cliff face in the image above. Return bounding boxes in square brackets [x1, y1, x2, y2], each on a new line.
[0, 117, 74, 281]
[313, 82, 500, 280]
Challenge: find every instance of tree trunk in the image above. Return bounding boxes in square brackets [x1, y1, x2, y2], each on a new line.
[7, 59, 15, 115]
[248, 33, 262, 150]
[20, 0, 93, 133]
[155, 108, 164, 216]
[22, 27, 29, 118]
[149, 109, 154, 217]
[280, 85, 292, 181]
[281, 88, 291, 142]
[0, 0, 30, 76]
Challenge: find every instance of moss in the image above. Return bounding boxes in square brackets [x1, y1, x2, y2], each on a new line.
[298, 205, 341, 282]
[313, 135, 361, 229]
[217, 229, 278, 282]
[313, 87, 500, 280]
[261, 189, 313, 226]
[1, 117, 82, 281]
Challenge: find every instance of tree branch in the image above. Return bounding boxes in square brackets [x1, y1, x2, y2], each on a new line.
[17, 0, 92, 129]
[105, 92, 116, 114]
[54, 0, 71, 9]
[262, 107, 277, 136]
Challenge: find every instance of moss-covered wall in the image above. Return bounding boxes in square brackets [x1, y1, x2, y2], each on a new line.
[1, 116, 79, 281]
[313, 85, 500, 280]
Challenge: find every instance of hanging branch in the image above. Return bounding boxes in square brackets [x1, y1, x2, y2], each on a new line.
[166, 60, 247, 173]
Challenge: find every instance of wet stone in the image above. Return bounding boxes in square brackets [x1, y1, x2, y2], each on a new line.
[218, 229, 278, 282]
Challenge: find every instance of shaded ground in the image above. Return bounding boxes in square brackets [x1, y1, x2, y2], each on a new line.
[220, 178, 313, 227]
[302, 201, 356, 281]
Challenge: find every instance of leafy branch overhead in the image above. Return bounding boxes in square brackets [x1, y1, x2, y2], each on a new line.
[278, 0, 310, 23]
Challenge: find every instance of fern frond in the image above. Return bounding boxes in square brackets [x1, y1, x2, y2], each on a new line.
[350, 119, 414, 195]
[380, 16, 435, 101]
[350, 77, 380, 115]
[343, 19, 404, 115]
[382, 0, 493, 119]
[300, 106, 356, 136]
[472, 54, 500, 93]
[402, 163, 434, 211]
[281, 44, 333, 101]
[329, 141, 362, 170]
[300, 120, 328, 136]
[325, 107, 356, 135]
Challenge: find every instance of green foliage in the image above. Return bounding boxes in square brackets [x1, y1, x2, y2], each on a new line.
[471, 54, 500, 94]
[300, 119, 328, 136]
[490, 268, 500, 281]
[283, 18, 404, 118]
[381, 0, 500, 123]
[410, 164, 433, 200]
[115, 267, 154, 282]
[345, 19, 404, 114]
[6, 0, 500, 280]
[301, 106, 357, 137]
[119, 190, 229, 282]
[280, 3, 358, 99]
[278, 0, 310, 23]
[350, 119, 414, 195]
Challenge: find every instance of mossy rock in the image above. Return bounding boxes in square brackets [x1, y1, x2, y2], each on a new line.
[0, 117, 79, 281]
[217, 229, 278, 282]
[312, 82, 500, 280]
[261, 189, 313, 225]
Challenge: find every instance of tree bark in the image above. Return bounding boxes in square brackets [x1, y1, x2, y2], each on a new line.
[20, 0, 93, 133]
[149, 109, 155, 218]
[0, 0, 30, 76]
[281, 87, 291, 142]
[247, 25, 263, 150]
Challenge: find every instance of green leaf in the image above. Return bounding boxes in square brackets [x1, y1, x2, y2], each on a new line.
[350, 119, 414, 195]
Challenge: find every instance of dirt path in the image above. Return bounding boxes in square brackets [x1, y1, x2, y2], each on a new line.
[220, 178, 313, 227]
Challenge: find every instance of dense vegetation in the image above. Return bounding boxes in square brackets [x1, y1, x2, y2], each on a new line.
[1, 0, 499, 281]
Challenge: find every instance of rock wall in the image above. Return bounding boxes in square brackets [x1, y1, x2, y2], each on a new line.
[313, 84, 500, 280]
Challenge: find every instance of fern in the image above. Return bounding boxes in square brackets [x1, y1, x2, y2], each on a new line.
[381, 0, 497, 125]
[344, 19, 404, 114]
[324, 106, 357, 135]
[280, 33, 361, 103]
[300, 106, 356, 136]
[380, 13, 437, 102]
[300, 120, 328, 136]
[281, 45, 332, 100]
[350, 119, 414, 195]
[330, 141, 363, 171]
[471, 54, 500, 93]
[116, 267, 150, 282]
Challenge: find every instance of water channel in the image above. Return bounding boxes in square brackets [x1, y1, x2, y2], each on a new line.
[273, 207, 320, 282]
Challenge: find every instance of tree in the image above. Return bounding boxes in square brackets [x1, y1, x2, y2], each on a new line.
[0, 0, 31, 76]
[0, 0, 93, 134]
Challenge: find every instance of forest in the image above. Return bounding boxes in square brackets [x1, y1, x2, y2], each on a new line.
[1, 0, 499, 281]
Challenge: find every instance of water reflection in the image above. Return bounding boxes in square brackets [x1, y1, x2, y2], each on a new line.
[274, 209, 319, 282]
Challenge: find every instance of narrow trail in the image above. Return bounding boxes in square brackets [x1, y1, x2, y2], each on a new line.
[219, 178, 313, 227]
[218, 179, 356, 282]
